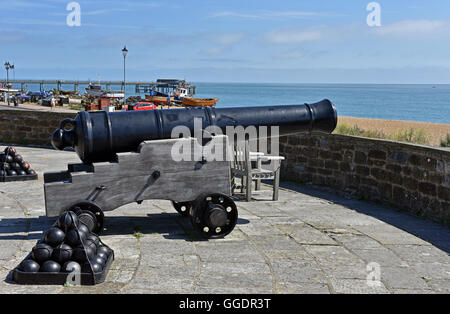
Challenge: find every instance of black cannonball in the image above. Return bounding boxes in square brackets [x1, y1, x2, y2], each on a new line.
[44, 227, 65, 247]
[72, 245, 95, 263]
[62, 261, 81, 273]
[0, 163, 9, 171]
[7, 170, 17, 176]
[26, 169, 37, 176]
[0, 170, 5, 177]
[83, 238, 98, 254]
[14, 155, 23, 163]
[20, 161, 30, 170]
[4, 146, 16, 156]
[76, 223, 89, 234]
[40, 260, 61, 273]
[86, 233, 100, 247]
[97, 245, 112, 257]
[81, 261, 102, 274]
[11, 162, 22, 170]
[2, 155, 13, 163]
[91, 255, 106, 266]
[57, 211, 79, 230]
[52, 244, 73, 264]
[32, 243, 53, 264]
[66, 228, 87, 247]
[19, 259, 40, 273]
[96, 251, 107, 261]
[17, 170, 27, 176]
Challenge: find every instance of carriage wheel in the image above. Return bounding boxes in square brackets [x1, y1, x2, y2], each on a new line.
[171, 201, 192, 217]
[69, 202, 104, 234]
[190, 193, 238, 239]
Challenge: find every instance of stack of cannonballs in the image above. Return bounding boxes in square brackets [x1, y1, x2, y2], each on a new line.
[0, 146, 37, 182]
[14, 211, 114, 285]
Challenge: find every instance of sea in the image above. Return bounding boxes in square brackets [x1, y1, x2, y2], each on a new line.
[9, 82, 450, 124]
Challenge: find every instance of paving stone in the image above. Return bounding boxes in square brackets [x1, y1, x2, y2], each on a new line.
[276, 224, 337, 245]
[352, 248, 406, 266]
[380, 266, 430, 290]
[330, 278, 389, 294]
[276, 282, 330, 294]
[304, 245, 364, 267]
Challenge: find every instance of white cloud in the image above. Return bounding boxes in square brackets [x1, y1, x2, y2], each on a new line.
[375, 20, 448, 36]
[267, 29, 321, 44]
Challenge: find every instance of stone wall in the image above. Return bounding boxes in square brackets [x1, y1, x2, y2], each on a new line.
[0, 109, 76, 146]
[279, 133, 450, 225]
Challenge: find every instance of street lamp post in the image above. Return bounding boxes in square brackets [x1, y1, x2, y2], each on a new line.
[122, 46, 128, 105]
[4, 62, 14, 106]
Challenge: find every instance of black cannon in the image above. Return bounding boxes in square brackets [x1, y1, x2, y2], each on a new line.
[52, 99, 337, 163]
[45, 99, 337, 238]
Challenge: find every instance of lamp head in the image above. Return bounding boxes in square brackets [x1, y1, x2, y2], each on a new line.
[122, 46, 128, 57]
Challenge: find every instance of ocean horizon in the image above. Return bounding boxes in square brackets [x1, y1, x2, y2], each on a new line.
[5, 82, 450, 124]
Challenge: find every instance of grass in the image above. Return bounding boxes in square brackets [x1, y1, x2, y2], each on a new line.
[335, 123, 431, 145]
[440, 134, 450, 147]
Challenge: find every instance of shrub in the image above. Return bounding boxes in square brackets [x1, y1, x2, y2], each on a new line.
[441, 134, 450, 147]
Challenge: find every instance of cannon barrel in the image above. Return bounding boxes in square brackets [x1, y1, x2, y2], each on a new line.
[52, 99, 338, 163]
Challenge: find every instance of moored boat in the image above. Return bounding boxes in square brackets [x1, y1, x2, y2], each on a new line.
[181, 97, 218, 107]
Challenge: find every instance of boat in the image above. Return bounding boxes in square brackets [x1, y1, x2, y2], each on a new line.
[145, 95, 173, 104]
[182, 97, 218, 107]
[85, 84, 124, 99]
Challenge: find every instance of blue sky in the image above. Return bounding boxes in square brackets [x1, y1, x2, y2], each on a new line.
[1, 0, 450, 83]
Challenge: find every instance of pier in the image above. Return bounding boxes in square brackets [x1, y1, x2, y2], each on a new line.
[0, 79, 196, 95]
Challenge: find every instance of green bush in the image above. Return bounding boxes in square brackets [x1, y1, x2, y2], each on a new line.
[441, 134, 450, 147]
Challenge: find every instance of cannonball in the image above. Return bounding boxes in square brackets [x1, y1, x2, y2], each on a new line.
[3, 155, 13, 163]
[97, 245, 112, 257]
[20, 161, 30, 170]
[19, 259, 40, 273]
[7, 170, 17, 176]
[86, 233, 100, 247]
[96, 251, 107, 261]
[78, 223, 89, 234]
[0, 170, 5, 177]
[14, 155, 23, 163]
[17, 170, 27, 176]
[44, 227, 65, 247]
[83, 238, 98, 254]
[62, 261, 81, 273]
[27, 169, 36, 175]
[11, 162, 21, 170]
[0, 163, 10, 171]
[4, 146, 16, 156]
[57, 211, 79, 230]
[40, 260, 61, 273]
[66, 228, 87, 247]
[32, 243, 53, 264]
[72, 245, 95, 263]
[52, 244, 73, 264]
[91, 255, 106, 266]
[81, 261, 102, 274]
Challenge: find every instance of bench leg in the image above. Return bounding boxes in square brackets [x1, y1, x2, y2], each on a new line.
[273, 170, 280, 201]
[255, 178, 261, 191]
[246, 174, 252, 202]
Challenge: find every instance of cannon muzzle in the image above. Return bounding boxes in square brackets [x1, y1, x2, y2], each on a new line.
[52, 99, 338, 163]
